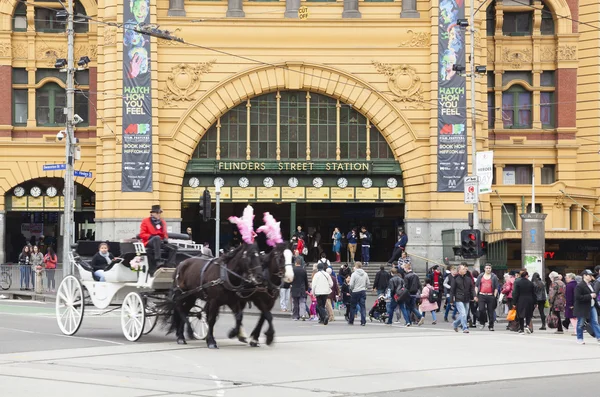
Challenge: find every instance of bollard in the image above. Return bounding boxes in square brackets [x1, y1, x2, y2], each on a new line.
[35, 268, 43, 294]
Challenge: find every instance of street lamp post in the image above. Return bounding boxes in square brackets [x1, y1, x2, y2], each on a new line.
[215, 184, 221, 257]
[468, 0, 480, 272]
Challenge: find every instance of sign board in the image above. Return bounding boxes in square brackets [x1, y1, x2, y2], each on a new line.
[476, 151, 493, 194]
[298, 6, 309, 20]
[257, 187, 280, 200]
[74, 170, 93, 178]
[464, 176, 478, 204]
[43, 164, 66, 171]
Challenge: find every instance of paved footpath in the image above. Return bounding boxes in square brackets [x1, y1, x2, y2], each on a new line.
[1, 300, 599, 397]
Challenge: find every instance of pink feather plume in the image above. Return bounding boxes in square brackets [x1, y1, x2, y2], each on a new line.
[228, 205, 255, 244]
[256, 212, 283, 247]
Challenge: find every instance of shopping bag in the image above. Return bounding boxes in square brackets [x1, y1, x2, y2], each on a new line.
[506, 308, 516, 322]
[547, 312, 558, 329]
[544, 299, 550, 309]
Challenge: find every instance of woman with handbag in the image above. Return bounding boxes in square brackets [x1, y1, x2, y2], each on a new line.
[548, 271, 566, 334]
[532, 273, 547, 330]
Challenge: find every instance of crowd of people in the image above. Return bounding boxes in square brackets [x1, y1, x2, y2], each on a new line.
[17, 244, 57, 292]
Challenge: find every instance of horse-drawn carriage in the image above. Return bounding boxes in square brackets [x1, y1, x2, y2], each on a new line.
[55, 233, 209, 342]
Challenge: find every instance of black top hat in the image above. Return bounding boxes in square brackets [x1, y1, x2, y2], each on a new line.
[150, 205, 163, 213]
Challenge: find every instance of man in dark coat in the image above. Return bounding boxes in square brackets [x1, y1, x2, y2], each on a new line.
[512, 270, 536, 334]
[373, 265, 391, 296]
[573, 269, 600, 344]
[291, 257, 309, 321]
[451, 264, 475, 333]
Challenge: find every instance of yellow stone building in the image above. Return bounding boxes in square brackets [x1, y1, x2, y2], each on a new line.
[0, 0, 598, 272]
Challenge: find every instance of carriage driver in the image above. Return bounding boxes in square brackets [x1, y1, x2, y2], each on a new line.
[139, 205, 177, 274]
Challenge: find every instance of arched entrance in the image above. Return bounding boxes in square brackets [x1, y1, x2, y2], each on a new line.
[4, 178, 95, 262]
[182, 91, 405, 262]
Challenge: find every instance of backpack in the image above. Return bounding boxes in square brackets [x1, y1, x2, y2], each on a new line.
[428, 287, 439, 302]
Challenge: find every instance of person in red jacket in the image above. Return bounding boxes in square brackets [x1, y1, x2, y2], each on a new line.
[140, 205, 176, 274]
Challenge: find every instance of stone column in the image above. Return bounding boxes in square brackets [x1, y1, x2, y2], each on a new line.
[167, 0, 186, 16]
[400, 0, 420, 18]
[226, 0, 245, 18]
[284, 0, 300, 18]
[0, 211, 5, 264]
[342, 0, 361, 18]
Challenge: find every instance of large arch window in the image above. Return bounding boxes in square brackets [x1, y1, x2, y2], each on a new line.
[192, 91, 394, 161]
[502, 85, 532, 129]
[34, 0, 88, 33]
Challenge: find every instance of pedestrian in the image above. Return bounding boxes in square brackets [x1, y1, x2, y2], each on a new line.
[428, 265, 444, 312]
[18, 245, 31, 290]
[548, 271, 566, 334]
[564, 273, 577, 334]
[513, 270, 536, 334]
[475, 263, 499, 331]
[359, 226, 371, 267]
[468, 270, 479, 328]
[341, 275, 352, 321]
[444, 266, 458, 322]
[291, 257, 308, 321]
[398, 251, 411, 274]
[386, 267, 406, 325]
[532, 272, 547, 331]
[293, 249, 306, 268]
[280, 278, 291, 312]
[312, 262, 333, 325]
[373, 264, 390, 296]
[451, 264, 475, 333]
[30, 245, 44, 292]
[420, 278, 439, 324]
[346, 228, 358, 264]
[403, 263, 424, 327]
[307, 289, 318, 321]
[332, 227, 342, 263]
[387, 231, 408, 266]
[326, 267, 339, 322]
[43, 247, 58, 292]
[317, 252, 331, 271]
[501, 271, 516, 329]
[348, 261, 370, 326]
[573, 269, 600, 345]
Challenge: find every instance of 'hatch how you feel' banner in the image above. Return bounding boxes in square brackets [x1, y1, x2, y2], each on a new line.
[437, 0, 467, 192]
[122, 0, 152, 192]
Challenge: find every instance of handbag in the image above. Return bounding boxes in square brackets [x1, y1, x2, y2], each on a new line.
[547, 312, 559, 329]
[506, 308, 516, 322]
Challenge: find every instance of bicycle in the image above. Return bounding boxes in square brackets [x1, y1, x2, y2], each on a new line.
[0, 266, 12, 290]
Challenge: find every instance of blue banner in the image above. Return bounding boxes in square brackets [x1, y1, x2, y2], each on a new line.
[122, 0, 152, 192]
[437, 0, 468, 192]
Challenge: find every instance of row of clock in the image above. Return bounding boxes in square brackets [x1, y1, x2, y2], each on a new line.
[14, 186, 60, 198]
[189, 176, 399, 189]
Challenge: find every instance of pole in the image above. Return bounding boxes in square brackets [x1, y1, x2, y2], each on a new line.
[62, 0, 75, 275]
[215, 184, 221, 257]
[469, 0, 480, 272]
[531, 161, 536, 213]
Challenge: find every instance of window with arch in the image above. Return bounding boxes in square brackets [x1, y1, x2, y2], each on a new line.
[486, 0, 555, 37]
[502, 85, 532, 129]
[35, 82, 89, 127]
[34, 0, 88, 33]
[191, 91, 394, 161]
[12, 1, 27, 32]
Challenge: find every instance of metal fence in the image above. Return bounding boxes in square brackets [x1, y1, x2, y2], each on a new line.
[0, 264, 64, 293]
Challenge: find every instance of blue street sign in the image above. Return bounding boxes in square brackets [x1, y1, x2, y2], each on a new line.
[74, 170, 93, 178]
[42, 164, 66, 171]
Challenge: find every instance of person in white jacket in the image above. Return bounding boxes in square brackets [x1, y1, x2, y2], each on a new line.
[312, 262, 333, 325]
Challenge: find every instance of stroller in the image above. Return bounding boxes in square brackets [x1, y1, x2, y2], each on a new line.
[369, 295, 389, 323]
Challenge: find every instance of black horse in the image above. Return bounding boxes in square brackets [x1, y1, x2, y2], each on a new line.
[245, 242, 294, 347]
[158, 243, 263, 348]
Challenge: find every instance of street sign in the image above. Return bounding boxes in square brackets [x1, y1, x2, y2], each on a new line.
[298, 6, 309, 20]
[74, 170, 92, 178]
[464, 176, 478, 204]
[42, 164, 66, 171]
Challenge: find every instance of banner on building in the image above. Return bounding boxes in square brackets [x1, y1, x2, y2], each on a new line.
[437, 0, 467, 192]
[476, 151, 494, 194]
[122, 0, 152, 192]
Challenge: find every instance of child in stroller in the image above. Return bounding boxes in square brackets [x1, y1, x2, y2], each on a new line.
[369, 295, 389, 323]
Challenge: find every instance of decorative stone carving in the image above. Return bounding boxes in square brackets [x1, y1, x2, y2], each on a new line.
[0, 42, 10, 57]
[163, 61, 216, 106]
[557, 45, 576, 60]
[75, 44, 97, 61]
[12, 44, 27, 59]
[540, 46, 556, 62]
[502, 48, 532, 69]
[37, 44, 67, 66]
[104, 28, 116, 46]
[372, 61, 423, 106]
[487, 47, 495, 62]
[398, 30, 431, 47]
[473, 31, 481, 47]
[554, 194, 564, 208]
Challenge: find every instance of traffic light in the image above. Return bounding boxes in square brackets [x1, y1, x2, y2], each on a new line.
[460, 229, 481, 259]
[480, 240, 488, 257]
[199, 189, 212, 221]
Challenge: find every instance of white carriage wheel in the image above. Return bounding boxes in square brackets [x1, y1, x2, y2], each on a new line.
[55, 275, 85, 336]
[143, 298, 158, 335]
[190, 300, 208, 340]
[143, 315, 158, 335]
[121, 292, 146, 342]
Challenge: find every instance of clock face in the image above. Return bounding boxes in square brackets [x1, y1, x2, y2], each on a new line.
[214, 177, 224, 188]
[188, 177, 200, 188]
[263, 177, 274, 188]
[313, 177, 324, 188]
[387, 177, 398, 188]
[14, 186, 25, 197]
[361, 178, 373, 188]
[46, 186, 58, 197]
[337, 177, 348, 189]
[238, 177, 250, 188]
[30, 186, 42, 197]
[288, 177, 299, 188]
